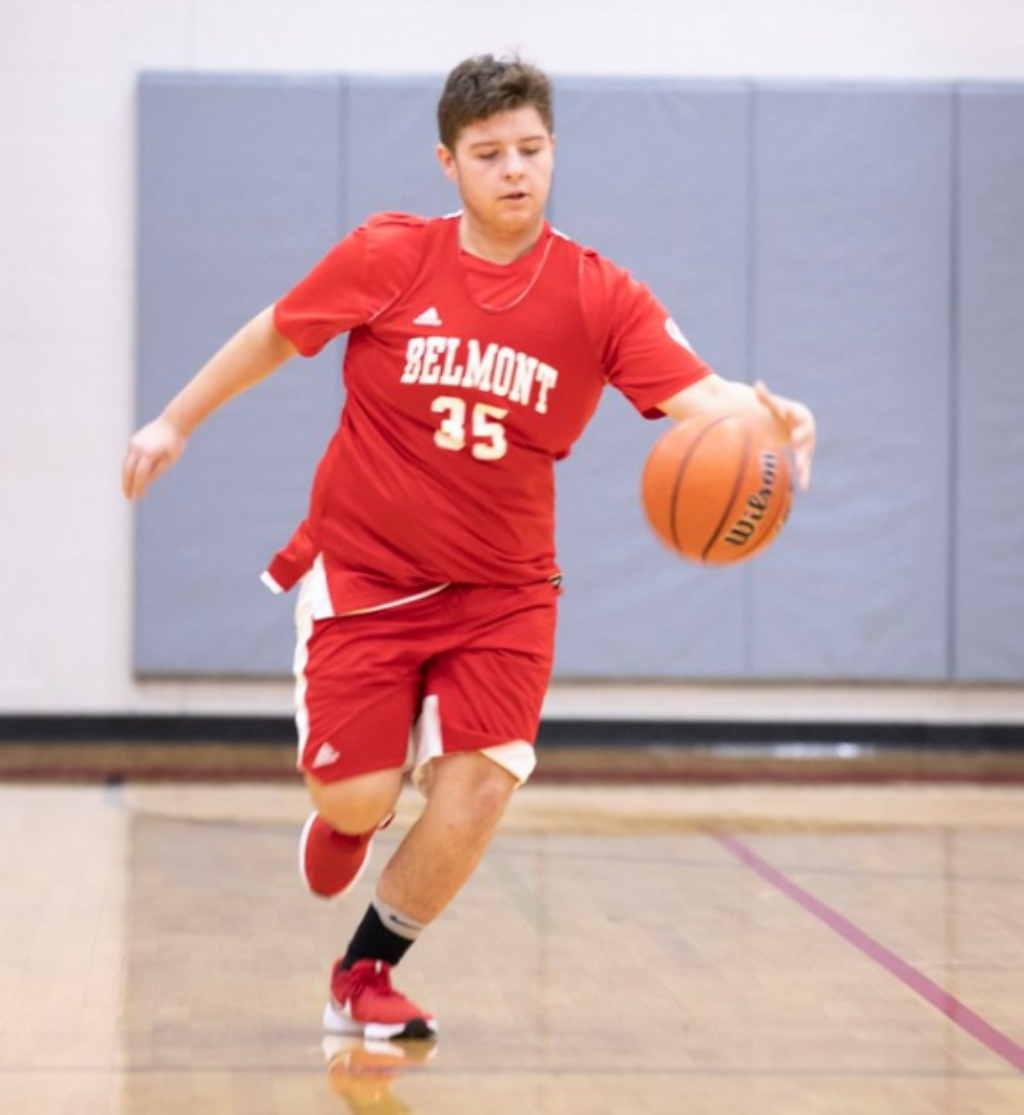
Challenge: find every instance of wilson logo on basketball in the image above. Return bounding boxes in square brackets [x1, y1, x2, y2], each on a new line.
[724, 450, 786, 548]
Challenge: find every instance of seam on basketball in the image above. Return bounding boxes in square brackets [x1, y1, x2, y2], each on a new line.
[668, 414, 734, 553]
[701, 416, 752, 563]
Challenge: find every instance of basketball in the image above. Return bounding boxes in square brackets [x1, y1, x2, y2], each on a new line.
[641, 409, 794, 565]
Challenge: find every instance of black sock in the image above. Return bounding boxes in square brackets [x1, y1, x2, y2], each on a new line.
[341, 903, 417, 969]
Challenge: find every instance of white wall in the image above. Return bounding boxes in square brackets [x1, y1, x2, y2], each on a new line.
[3, 0, 1024, 719]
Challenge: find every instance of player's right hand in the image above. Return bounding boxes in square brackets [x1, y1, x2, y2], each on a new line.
[122, 416, 187, 500]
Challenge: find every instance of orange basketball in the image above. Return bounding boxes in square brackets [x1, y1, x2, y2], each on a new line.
[641, 410, 794, 565]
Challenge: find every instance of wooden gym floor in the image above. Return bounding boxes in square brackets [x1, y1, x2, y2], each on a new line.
[2, 743, 1024, 1114]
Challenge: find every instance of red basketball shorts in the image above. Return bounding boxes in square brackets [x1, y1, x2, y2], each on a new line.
[293, 581, 558, 786]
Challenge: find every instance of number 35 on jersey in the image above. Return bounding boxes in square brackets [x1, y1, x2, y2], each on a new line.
[431, 397, 508, 461]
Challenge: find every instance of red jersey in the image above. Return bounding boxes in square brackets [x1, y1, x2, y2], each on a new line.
[265, 213, 710, 615]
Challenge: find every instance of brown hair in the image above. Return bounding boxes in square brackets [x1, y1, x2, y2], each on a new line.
[437, 55, 554, 149]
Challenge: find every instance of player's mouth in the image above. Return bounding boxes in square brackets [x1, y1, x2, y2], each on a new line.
[500, 191, 529, 201]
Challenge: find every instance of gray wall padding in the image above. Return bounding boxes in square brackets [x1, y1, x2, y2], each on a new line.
[345, 77, 455, 223]
[954, 87, 1024, 681]
[134, 74, 1024, 683]
[748, 85, 955, 680]
[136, 77, 346, 673]
[551, 81, 751, 677]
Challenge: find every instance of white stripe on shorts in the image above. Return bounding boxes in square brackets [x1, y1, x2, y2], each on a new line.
[292, 570, 319, 765]
[410, 694, 537, 791]
[292, 556, 338, 767]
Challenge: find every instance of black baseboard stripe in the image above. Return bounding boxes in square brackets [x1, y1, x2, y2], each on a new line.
[0, 715, 1021, 749]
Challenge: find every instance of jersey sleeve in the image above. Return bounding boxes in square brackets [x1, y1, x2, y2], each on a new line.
[273, 213, 427, 357]
[581, 251, 713, 418]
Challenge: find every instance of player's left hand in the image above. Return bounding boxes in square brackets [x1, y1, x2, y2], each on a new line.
[754, 380, 816, 491]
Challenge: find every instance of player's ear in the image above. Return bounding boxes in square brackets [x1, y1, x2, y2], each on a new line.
[436, 143, 458, 183]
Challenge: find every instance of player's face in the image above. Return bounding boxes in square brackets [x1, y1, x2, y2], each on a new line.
[437, 106, 554, 256]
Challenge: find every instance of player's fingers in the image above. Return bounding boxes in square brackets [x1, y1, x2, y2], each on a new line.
[755, 380, 815, 491]
[794, 442, 813, 491]
[130, 458, 151, 501]
[793, 409, 816, 492]
[753, 379, 792, 422]
[121, 455, 132, 499]
[752, 379, 790, 436]
[127, 450, 158, 500]
[793, 418, 816, 490]
[122, 447, 142, 499]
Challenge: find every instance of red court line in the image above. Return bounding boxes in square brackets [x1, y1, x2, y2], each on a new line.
[713, 832, 1024, 1075]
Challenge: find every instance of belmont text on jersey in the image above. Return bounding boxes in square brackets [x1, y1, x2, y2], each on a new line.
[401, 336, 559, 415]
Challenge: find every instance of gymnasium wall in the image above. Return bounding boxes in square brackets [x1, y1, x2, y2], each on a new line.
[4, 0, 1024, 716]
[135, 75, 1024, 686]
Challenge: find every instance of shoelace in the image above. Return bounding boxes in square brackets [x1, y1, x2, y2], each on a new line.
[349, 960, 400, 1000]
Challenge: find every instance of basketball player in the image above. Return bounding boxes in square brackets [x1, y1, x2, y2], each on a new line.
[122, 55, 816, 1041]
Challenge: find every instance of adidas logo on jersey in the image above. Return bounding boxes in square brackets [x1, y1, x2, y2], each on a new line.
[413, 306, 443, 327]
[311, 741, 341, 769]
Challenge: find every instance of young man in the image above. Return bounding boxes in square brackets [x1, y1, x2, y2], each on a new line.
[123, 56, 816, 1042]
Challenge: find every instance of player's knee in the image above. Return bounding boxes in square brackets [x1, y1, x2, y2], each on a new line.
[467, 779, 514, 831]
[305, 767, 403, 835]
[431, 751, 517, 830]
[461, 784, 510, 834]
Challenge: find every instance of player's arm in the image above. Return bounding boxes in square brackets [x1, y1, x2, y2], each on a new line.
[656, 374, 817, 491]
[122, 306, 297, 500]
[585, 256, 815, 490]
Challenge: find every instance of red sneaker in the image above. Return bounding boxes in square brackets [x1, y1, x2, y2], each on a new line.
[325, 959, 438, 1041]
[299, 812, 374, 899]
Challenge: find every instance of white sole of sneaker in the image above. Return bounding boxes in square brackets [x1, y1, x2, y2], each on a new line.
[299, 812, 373, 900]
[322, 1000, 438, 1041]
[322, 1000, 363, 1035]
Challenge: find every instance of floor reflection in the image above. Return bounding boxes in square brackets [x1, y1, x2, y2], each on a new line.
[324, 1035, 437, 1114]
